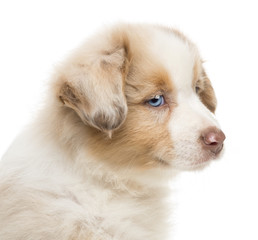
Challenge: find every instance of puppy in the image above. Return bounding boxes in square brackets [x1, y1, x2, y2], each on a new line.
[0, 23, 225, 240]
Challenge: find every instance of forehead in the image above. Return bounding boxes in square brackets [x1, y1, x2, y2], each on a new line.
[147, 28, 201, 91]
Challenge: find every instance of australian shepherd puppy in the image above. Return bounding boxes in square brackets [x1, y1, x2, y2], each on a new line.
[0, 23, 225, 240]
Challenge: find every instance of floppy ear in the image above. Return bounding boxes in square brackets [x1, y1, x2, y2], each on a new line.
[199, 69, 217, 113]
[57, 46, 129, 133]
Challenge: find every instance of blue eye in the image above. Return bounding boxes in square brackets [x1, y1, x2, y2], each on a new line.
[148, 95, 165, 107]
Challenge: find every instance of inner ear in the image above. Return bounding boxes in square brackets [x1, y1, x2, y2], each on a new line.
[59, 81, 91, 125]
[59, 82, 81, 106]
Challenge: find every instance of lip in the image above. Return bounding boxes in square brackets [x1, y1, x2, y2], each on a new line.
[192, 148, 225, 168]
[155, 145, 225, 171]
[155, 157, 171, 167]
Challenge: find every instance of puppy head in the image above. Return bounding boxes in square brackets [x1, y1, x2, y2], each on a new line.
[54, 24, 225, 173]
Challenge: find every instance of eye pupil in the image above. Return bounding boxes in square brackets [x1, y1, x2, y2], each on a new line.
[148, 95, 165, 107]
[151, 98, 159, 103]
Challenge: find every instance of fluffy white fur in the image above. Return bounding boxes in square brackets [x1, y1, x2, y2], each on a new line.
[0, 23, 224, 240]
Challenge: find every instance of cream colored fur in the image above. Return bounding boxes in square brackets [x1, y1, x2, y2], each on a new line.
[0, 23, 223, 240]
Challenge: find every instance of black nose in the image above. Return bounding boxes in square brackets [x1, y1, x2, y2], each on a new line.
[201, 127, 226, 154]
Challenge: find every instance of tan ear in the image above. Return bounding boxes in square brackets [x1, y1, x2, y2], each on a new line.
[199, 70, 217, 113]
[57, 46, 129, 133]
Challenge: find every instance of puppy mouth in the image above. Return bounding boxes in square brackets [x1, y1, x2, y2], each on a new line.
[190, 148, 224, 170]
[155, 157, 171, 167]
[153, 144, 225, 171]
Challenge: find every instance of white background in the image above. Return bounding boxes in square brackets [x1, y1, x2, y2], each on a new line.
[0, 1, 257, 239]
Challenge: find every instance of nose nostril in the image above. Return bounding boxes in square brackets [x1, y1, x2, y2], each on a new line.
[204, 133, 219, 145]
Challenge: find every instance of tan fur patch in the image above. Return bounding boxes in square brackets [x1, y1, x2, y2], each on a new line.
[86, 58, 175, 170]
[192, 58, 217, 113]
[199, 74, 217, 113]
